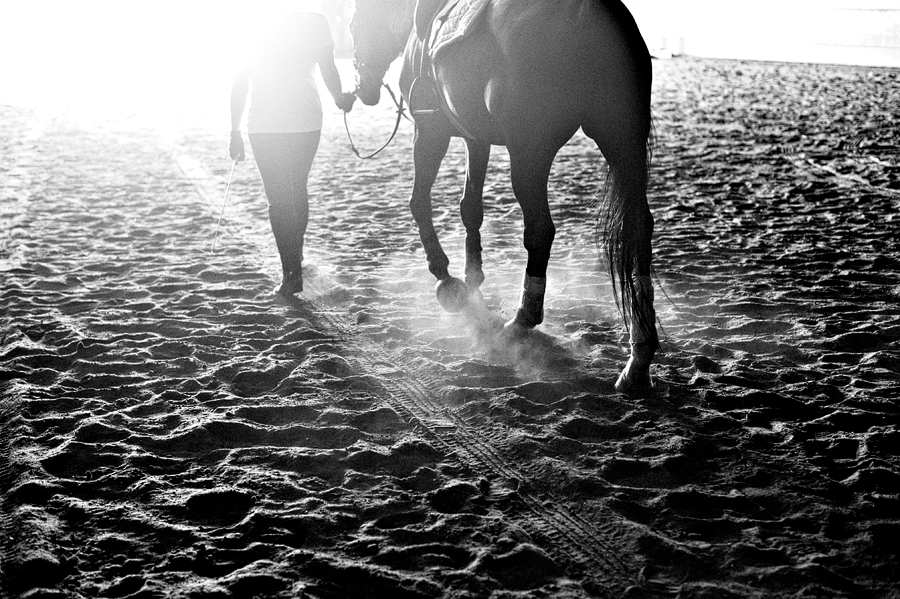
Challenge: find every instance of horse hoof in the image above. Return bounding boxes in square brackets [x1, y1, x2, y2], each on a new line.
[435, 277, 469, 313]
[501, 315, 533, 338]
[614, 360, 654, 397]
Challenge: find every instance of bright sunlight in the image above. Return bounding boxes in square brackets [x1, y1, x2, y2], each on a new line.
[0, 1, 330, 127]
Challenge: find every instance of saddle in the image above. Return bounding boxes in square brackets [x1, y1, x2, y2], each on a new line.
[415, 0, 490, 56]
[408, 0, 490, 133]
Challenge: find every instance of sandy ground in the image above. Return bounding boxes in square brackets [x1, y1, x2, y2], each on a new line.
[2, 56, 899, 599]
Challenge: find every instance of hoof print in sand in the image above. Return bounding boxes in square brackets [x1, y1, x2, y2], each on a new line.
[475, 544, 557, 590]
[427, 480, 481, 513]
[185, 488, 255, 523]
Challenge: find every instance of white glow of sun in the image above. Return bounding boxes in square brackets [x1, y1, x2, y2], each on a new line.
[0, 1, 326, 128]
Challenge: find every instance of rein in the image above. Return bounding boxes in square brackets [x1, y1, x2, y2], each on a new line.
[343, 83, 410, 160]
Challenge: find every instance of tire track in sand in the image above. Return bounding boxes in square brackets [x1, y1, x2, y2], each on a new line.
[175, 152, 645, 598]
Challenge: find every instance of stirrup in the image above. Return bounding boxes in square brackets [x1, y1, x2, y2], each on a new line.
[409, 76, 442, 118]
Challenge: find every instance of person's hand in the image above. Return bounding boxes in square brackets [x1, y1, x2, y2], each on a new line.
[229, 131, 245, 161]
[335, 92, 356, 113]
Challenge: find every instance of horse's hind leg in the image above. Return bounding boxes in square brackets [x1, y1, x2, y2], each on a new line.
[592, 136, 658, 394]
[461, 139, 490, 290]
[612, 180, 657, 395]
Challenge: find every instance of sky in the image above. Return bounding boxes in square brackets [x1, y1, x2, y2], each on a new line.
[0, 1, 351, 128]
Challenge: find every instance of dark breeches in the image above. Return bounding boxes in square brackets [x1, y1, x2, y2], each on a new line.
[249, 130, 321, 276]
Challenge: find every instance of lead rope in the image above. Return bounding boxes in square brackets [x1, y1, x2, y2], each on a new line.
[343, 83, 410, 159]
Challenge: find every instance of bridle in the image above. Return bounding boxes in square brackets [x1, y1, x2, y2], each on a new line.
[342, 57, 411, 160]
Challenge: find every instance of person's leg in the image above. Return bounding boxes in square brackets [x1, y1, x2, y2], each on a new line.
[285, 130, 321, 276]
[250, 133, 315, 294]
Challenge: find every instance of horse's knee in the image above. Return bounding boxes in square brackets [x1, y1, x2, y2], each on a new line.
[524, 218, 556, 253]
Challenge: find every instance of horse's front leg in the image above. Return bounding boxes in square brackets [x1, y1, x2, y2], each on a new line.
[410, 127, 452, 280]
[461, 139, 490, 290]
[411, 127, 474, 311]
[504, 148, 557, 330]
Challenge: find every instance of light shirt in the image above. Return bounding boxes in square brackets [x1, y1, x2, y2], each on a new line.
[245, 12, 334, 134]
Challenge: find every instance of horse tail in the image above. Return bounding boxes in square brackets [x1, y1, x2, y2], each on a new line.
[598, 124, 658, 349]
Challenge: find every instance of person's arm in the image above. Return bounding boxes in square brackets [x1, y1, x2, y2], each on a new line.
[229, 68, 250, 160]
[316, 46, 355, 112]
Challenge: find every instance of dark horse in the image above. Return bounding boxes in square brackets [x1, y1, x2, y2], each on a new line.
[350, 0, 658, 394]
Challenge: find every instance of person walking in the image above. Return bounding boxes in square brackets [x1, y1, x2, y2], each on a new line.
[229, 9, 355, 295]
